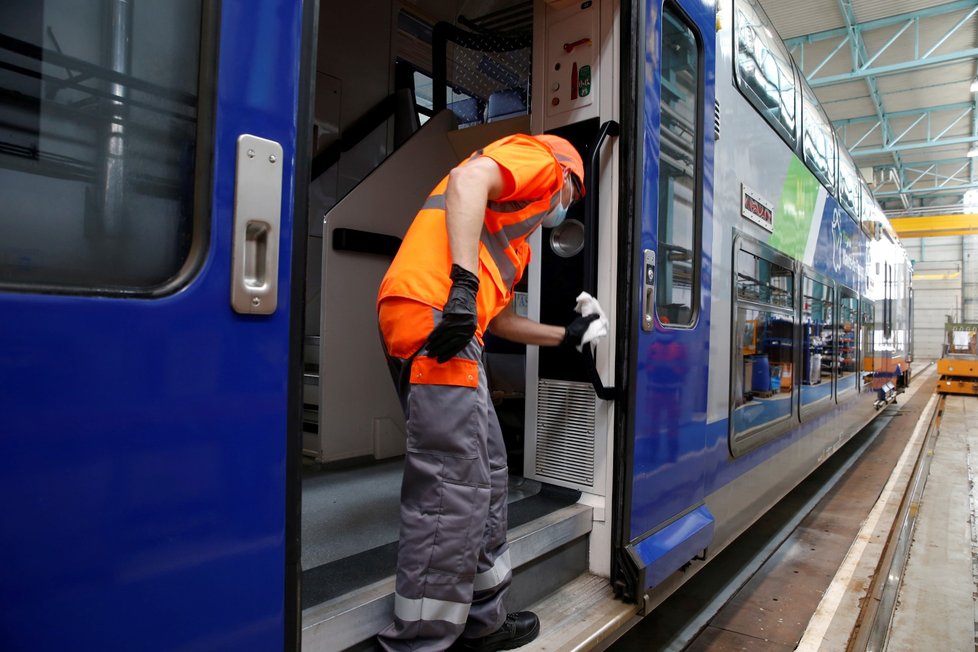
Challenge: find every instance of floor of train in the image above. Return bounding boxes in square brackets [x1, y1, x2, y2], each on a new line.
[611, 362, 977, 652]
[300, 460, 578, 609]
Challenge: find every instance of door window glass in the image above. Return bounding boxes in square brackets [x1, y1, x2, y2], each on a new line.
[0, 1, 205, 292]
[836, 290, 858, 396]
[801, 275, 833, 408]
[732, 241, 794, 446]
[861, 299, 875, 388]
[656, 6, 701, 327]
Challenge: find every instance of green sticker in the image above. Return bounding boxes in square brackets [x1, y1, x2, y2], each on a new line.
[768, 157, 819, 260]
[578, 65, 591, 97]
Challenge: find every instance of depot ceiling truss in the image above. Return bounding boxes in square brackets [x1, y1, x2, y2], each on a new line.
[872, 155, 975, 197]
[787, 1, 978, 87]
[833, 101, 974, 155]
[786, 0, 978, 207]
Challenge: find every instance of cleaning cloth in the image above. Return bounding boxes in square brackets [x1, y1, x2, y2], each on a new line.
[573, 291, 609, 352]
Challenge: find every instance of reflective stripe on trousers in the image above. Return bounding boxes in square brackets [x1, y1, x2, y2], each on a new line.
[377, 336, 511, 652]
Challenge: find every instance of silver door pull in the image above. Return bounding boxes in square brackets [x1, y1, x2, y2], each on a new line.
[642, 249, 656, 332]
[231, 134, 283, 315]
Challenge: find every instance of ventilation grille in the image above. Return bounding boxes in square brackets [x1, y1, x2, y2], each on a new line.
[535, 379, 596, 487]
[714, 99, 721, 141]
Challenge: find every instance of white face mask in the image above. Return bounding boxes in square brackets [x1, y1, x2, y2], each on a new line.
[542, 172, 574, 229]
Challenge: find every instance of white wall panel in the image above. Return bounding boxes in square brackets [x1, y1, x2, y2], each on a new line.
[905, 236, 974, 359]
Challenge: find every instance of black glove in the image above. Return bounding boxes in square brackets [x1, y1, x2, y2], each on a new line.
[561, 313, 600, 349]
[425, 264, 480, 363]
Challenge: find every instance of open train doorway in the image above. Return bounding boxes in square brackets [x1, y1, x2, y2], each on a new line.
[297, 0, 616, 625]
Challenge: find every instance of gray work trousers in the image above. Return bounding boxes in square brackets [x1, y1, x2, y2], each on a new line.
[377, 337, 512, 652]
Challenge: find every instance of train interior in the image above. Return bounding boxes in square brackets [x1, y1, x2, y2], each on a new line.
[300, 0, 614, 635]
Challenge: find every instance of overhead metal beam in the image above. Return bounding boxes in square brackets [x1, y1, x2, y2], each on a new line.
[833, 102, 974, 127]
[875, 182, 978, 198]
[831, 0, 907, 207]
[888, 213, 978, 238]
[786, 2, 978, 88]
[849, 134, 978, 156]
[786, 1, 978, 47]
[836, 104, 975, 170]
[876, 157, 976, 196]
[809, 47, 978, 87]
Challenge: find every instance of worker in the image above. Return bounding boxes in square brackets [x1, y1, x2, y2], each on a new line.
[376, 133, 607, 651]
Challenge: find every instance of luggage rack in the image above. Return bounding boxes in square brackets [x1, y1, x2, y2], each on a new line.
[936, 322, 978, 396]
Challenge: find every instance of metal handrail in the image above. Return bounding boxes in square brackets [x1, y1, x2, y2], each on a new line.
[582, 120, 620, 402]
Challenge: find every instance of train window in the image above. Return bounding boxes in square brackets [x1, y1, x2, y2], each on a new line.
[883, 263, 895, 339]
[800, 274, 833, 410]
[838, 153, 860, 221]
[731, 238, 795, 453]
[411, 71, 434, 125]
[410, 69, 480, 127]
[801, 80, 835, 192]
[655, 6, 701, 327]
[0, 1, 205, 293]
[861, 298, 875, 387]
[837, 290, 859, 396]
[860, 184, 875, 225]
[734, 0, 797, 147]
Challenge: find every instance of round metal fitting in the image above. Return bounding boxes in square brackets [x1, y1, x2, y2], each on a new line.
[548, 219, 585, 258]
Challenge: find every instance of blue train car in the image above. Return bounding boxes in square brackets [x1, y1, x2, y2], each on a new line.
[0, 0, 912, 650]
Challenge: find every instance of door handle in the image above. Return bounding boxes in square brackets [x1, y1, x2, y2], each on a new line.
[642, 249, 656, 332]
[231, 134, 283, 315]
[581, 120, 620, 402]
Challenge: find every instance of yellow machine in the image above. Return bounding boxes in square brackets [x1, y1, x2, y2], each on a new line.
[937, 322, 978, 395]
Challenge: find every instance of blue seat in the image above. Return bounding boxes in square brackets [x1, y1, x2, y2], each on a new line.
[486, 89, 526, 122]
[447, 97, 481, 128]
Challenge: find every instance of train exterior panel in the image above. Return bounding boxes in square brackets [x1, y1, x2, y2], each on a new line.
[618, 0, 912, 602]
[0, 0, 915, 648]
[0, 1, 306, 650]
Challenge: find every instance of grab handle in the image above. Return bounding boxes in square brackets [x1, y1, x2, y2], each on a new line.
[582, 120, 620, 401]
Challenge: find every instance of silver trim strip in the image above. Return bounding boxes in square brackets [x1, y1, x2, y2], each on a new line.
[393, 593, 471, 625]
[473, 549, 512, 592]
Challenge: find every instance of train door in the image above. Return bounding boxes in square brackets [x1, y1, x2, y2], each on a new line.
[0, 2, 307, 650]
[614, 0, 716, 601]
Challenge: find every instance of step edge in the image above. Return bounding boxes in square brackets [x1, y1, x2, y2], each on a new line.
[301, 503, 593, 651]
[528, 572, 640, 652]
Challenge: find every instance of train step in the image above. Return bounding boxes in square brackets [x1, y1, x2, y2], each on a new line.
[300, 503, 593, 651]
[530, 572, 639, 651]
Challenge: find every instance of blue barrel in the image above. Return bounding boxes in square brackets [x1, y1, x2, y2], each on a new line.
[750, 355, 770, 392]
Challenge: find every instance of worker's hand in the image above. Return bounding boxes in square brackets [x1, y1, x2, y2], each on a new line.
[561, 314, 600, 349]
[565, 292, 610, 351]
[426, 264, 480, 363]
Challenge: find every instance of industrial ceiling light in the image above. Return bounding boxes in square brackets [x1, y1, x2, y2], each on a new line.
[971, 76, 978, 92]
[969, 144, 978, 157]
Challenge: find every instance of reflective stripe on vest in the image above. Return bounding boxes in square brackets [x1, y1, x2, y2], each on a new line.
[419, 191, 556, 292]
[422, 194, 446, 211]
[480, 192, 558, 289]
[377, 134, 563, 323]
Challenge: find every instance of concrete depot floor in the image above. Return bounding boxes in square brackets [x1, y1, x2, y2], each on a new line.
[885, 393, 978, 652]
[613, 365, 978, 651]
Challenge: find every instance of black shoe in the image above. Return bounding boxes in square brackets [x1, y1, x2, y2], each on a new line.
[453, 612, 540, 651]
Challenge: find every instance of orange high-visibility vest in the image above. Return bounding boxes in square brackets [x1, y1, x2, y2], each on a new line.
[378, 134, 566, 347]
